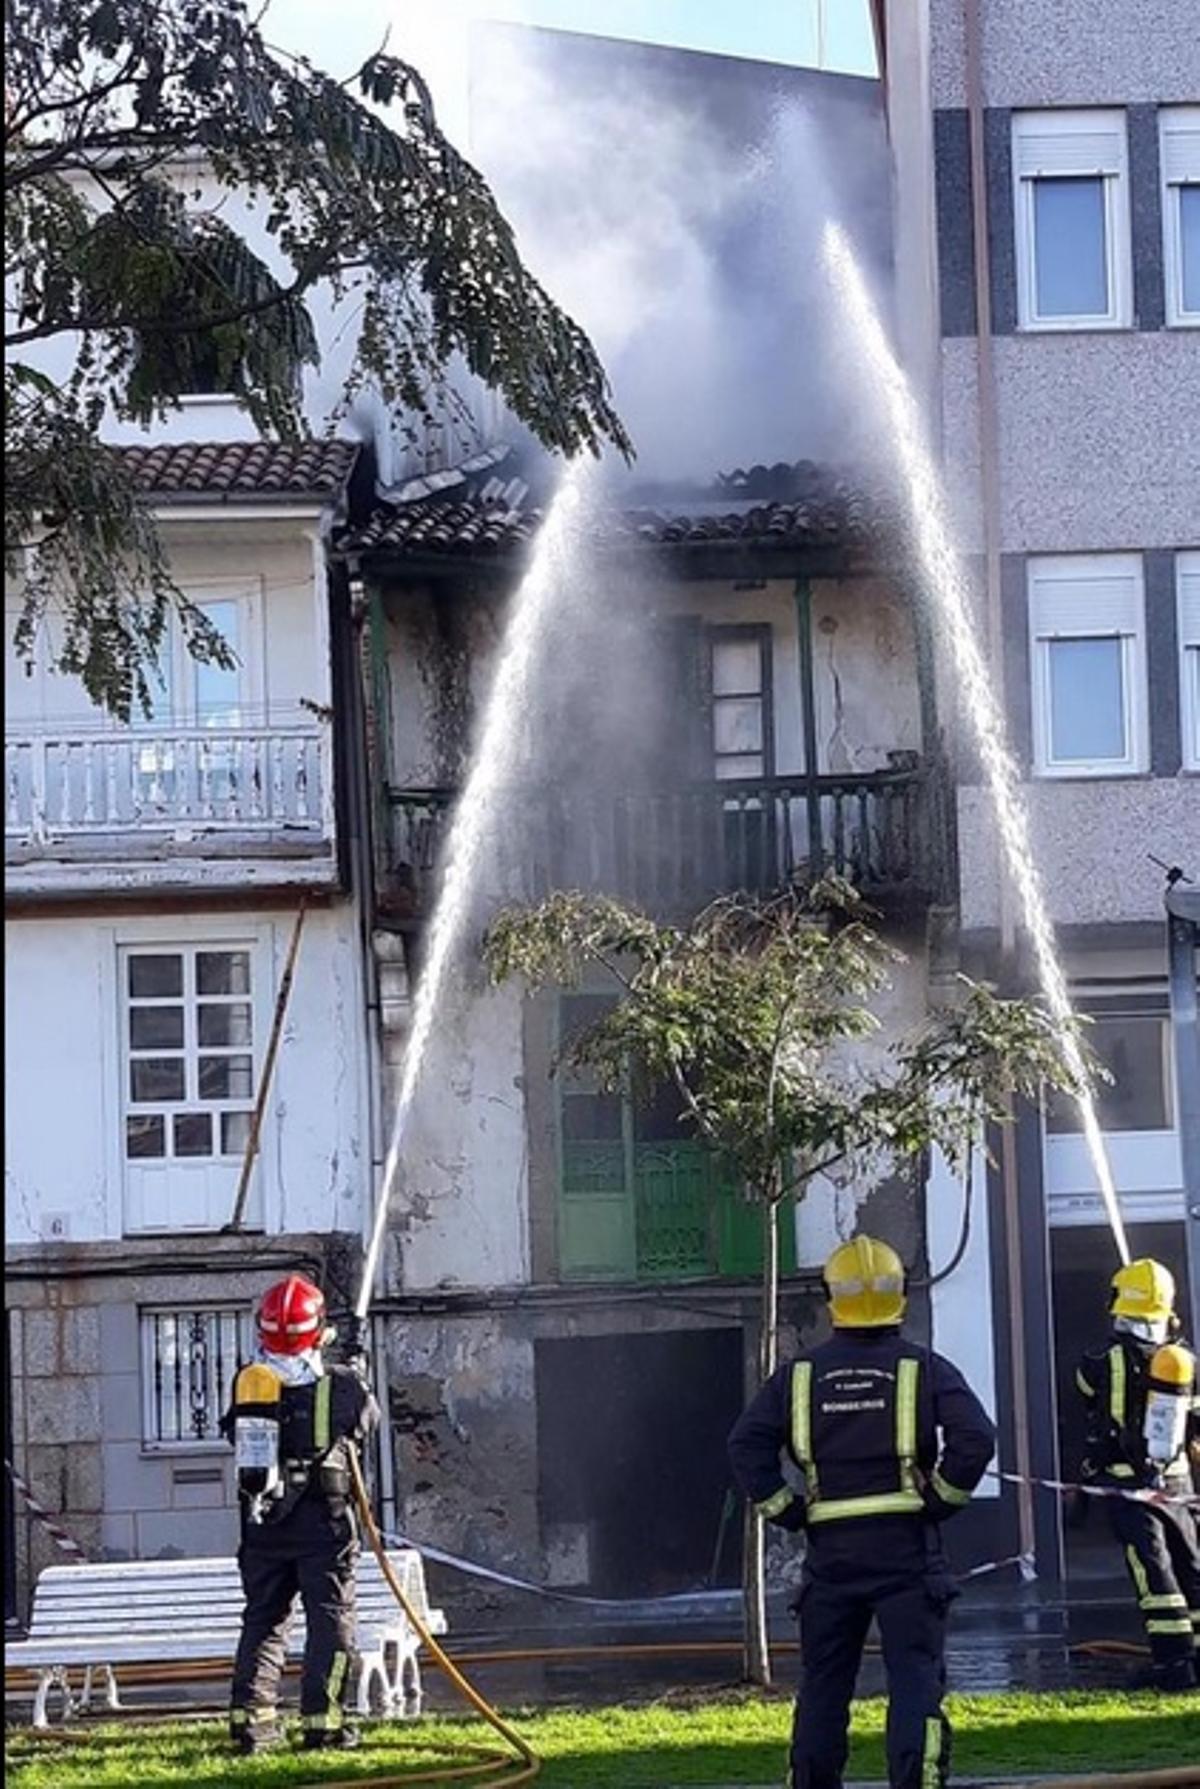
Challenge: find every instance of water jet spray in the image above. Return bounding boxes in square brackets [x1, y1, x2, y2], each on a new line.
[818, 219, 1130, 1266]
[355, 463, 591, 1322]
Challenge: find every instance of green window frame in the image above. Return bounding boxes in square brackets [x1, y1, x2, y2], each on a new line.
[555, 994, 796, 1283]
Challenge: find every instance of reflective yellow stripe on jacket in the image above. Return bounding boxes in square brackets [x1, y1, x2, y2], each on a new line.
[791, 1361, 818, 1500]
[791, 1355, 925, 1525]
[314, 1375, 332, 1452]
[1108, 1345, 1126, 1427]
[895, 1357, 919, 1495]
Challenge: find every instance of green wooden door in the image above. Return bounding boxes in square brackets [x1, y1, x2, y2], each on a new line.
[557, 996, 797, 1283]
[560, 1141, 636, 1280]
[715, 1178, 797, 1277]
[558, 995, 636, 1280]
[633, 1143, 713, 1278]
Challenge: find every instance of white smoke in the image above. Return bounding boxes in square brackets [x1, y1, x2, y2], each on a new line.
[467, 22, 890, 481]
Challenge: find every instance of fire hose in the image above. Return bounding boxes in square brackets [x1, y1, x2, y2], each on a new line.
[290, 1445, 540, 1788]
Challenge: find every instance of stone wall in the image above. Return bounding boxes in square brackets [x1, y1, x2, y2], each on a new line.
[5, 1233, 360, 1618]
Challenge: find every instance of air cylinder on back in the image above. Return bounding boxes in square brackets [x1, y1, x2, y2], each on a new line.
[1144, 1342, 1195, 1472]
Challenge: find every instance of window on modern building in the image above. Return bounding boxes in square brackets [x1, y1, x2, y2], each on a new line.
[1045, 1001, 1175, 1136]
[709, 628, 771, 781]
[1179, 550, 1200, 770]
[123, 945, 256, 1169]
[555, 993, 795, 1283]
[1028, 555, 1147, 777]
[1012, 110, 1132, 330]
[1161, 106, 1200, 327]
[140, 1305, 253, 1448]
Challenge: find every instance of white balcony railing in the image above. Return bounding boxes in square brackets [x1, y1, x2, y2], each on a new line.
[5, 725, 330, 842]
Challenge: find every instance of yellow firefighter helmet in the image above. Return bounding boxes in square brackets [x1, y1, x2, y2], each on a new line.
[824, 1235, 907, 1328]
[1110, 1258, 1176, 1324]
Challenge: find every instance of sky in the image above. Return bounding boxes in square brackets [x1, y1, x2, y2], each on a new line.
[264, 1, 879, 142]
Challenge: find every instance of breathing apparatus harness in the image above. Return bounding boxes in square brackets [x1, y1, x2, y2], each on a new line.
[232, 1348, 360, 1526]
[1100, 1263, 1197, 1490]
[232, 1277, 364, 1526]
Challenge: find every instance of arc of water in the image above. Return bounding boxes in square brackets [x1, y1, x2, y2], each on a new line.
[820, 220, 1129, 1266]
[356, 465, 589, 1320]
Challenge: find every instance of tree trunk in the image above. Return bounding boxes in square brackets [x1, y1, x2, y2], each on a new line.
[742, 1191, 781, 1685]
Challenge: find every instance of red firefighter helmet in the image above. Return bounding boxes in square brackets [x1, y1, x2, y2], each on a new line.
[256, 1275, 326, 1356]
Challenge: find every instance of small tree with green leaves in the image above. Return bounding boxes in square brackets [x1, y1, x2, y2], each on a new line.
[6, 0, 630, 718]
[485, 879, 1088, 1685]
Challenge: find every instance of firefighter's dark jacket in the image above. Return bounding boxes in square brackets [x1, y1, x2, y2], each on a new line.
[223, 1362, 378, 1525]
[727, 1328, 996, 1534]
[1076, 1331, 1199, 1488]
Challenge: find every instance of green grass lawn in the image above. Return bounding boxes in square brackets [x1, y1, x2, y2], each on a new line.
[6, 1691, 1198, 1788]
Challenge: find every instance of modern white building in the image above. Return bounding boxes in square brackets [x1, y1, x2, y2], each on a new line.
[880, 0, 1200, 1585]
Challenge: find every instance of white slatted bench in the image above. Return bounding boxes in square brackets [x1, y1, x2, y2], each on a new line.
[8, 1552, 448, 1729]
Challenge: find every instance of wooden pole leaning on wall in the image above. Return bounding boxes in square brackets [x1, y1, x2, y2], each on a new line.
[223, 897, 310, 1234]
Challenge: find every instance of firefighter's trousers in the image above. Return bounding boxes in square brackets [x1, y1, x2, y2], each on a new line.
[1109, 1492, 1200, 1673]
[791, 1551, 956, 1789]
[230, 1499, 360, 1739]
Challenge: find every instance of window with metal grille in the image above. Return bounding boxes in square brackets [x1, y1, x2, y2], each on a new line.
[140, 1306, 254, 1448]
[122, 945, 257, 1166]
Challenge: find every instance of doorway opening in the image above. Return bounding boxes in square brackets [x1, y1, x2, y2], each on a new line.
[535, 1326, 744, 1597]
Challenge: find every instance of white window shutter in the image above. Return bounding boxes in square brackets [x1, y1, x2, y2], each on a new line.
[1013, 114, 1125, 179]
[1161, 111, 1200, 185]
[1029, 558, 1143, 638]
[1179, 556, 1200, 648]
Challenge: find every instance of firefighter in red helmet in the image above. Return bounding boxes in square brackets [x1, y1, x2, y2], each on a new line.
[224, 1275, 379, 1755]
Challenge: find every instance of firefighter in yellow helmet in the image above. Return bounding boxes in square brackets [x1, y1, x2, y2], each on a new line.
[728, 1236, 996, 1789]
[1076, 1258, 1200, 1689]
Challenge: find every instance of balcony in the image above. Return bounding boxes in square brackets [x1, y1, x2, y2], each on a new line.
[5, 725, 337, 899]
[383, 761, 951, 923]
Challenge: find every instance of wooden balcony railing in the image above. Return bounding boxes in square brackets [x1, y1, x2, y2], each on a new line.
[5, 726, 331, 846]
[385, 763, 951, 920]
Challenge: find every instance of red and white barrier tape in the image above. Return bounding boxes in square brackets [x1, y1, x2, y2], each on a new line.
[4, 1458, 90, 1562]
[961, 1552, 1035, 1581]
[987, 1467, 1200, 1509]
[383, 1529, 1040, 1601]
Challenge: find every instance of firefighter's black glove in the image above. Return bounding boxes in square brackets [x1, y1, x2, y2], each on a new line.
[339, 1314, 370, 1379]
[769, 1499, 808, 1534]
[920, 1484, 958, 1524]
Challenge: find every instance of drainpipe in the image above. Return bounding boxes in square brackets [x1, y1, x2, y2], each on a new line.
[963, 0, 1010, 954]
[336, 558, 396, 1536]
[963, 0, 1037, 1577]
[1166, 887, 1200, 1333]
[793, 579, 824, 874]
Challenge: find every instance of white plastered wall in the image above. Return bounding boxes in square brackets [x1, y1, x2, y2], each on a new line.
[6, 520, 331, 732]
[4, 903, 366, 1245]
